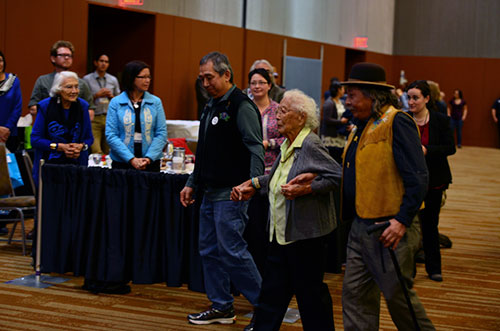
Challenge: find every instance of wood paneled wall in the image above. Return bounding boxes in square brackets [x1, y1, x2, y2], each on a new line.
[394, 0, 500, 58]
[0, 0, 497, 148]
[1, 0, 88, 116]
[394, 55, 500, 148]
[153, 15, 245, 120]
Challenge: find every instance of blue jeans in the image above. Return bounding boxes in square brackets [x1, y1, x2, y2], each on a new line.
[199, 197, 262, 311]
[450, 118, 463, 146]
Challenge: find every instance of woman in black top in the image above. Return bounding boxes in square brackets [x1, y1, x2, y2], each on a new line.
[407, 80, 456, 282]
[320, 80, 351, 163]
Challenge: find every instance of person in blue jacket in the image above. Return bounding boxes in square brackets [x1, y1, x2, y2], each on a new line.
[31, 71, 93, 185]
[105, 60, 167, 172]
[0, 50, 22, 152]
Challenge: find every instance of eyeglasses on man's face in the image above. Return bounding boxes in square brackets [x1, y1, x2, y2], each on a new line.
[56, 53, 73, 59]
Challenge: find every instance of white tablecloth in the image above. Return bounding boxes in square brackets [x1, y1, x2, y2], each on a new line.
[166, 120, 200, 140]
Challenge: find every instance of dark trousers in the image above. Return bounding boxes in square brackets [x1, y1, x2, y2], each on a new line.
[5, 135, 19, 152]
[342, 218, 435, 331]
[254, 235, 335, 331]
[419, 188, 444, 275]
[450, 118, 463, 146]
[245, 194, 270, 276]
[497, 120, 500, 148]
[327, 146, 344, 165]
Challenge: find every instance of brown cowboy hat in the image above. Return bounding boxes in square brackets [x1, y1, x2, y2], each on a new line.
[342, 62, 395, 89]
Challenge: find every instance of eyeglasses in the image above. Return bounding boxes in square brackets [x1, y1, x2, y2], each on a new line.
[250, 81, 268, 87]
[276, 105, 292, 115]
[56, 53, 73, 59]
[136, 75, 152, 80]
[62, 84, 79, 90]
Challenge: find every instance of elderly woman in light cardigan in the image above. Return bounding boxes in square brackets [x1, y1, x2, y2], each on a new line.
[231, 89, 341, 331]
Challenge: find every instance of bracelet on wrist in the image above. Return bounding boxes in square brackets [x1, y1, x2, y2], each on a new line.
[251, 177, 261, 189]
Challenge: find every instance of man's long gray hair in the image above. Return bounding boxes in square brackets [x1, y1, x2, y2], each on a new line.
[360, 87, 400, 118]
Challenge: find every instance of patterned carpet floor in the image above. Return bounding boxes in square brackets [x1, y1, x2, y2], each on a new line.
[1, 146, 499, 330]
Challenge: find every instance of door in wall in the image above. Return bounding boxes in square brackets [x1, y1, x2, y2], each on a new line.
[87, 4, 156, 91]
[344, 49, 366, 81]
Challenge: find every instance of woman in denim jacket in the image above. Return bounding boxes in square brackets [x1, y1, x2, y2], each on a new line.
[106, 60, 167, 171]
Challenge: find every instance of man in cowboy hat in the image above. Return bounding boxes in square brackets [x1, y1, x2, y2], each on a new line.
[340, 63, 435, 330]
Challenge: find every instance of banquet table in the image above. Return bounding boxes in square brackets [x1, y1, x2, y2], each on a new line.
[40, 164, 204, 292]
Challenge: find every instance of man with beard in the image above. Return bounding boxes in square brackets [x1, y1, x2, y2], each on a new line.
[28, 40, 94, 117]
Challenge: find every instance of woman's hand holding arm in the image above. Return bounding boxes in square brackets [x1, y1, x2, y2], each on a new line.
[288, 173, 317, 185]
[280, 173, 317, 200]
[280, 182, 311, 200]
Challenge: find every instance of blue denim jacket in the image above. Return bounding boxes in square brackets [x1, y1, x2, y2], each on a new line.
[106, 91, 167, 162]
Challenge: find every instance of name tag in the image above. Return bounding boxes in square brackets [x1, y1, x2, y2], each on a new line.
[134, 132, 142, 143]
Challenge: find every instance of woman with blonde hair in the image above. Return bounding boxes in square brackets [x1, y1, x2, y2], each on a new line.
[427, 80, 447, 115]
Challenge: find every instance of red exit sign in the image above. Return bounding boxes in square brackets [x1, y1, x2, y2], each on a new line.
[119, 0, 144, 5]
[354, 37, 368, 48]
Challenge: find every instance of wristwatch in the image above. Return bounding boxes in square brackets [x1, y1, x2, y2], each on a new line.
[82, 143, 88, 151]
[50, 143, 58, 150]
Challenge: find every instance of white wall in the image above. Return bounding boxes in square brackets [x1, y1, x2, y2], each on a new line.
[92, 0, 243, 27]
[92, 0, 395, 54]
[246, 0, 395, 54]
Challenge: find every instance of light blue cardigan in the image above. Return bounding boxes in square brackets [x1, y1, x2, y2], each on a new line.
[106, 91, 167, 163]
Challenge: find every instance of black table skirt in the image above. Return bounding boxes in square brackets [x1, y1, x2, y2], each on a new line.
[40, 164, 204, 292]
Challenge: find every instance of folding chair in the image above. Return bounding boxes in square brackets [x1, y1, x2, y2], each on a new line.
[0, 143, 36, 255]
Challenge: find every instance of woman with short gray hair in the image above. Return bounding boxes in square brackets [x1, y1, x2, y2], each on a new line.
[31, 71, 93, 184]
[49, 71, 79, 97]
[231, 88, 341, 330]
[281, 89, 319, 130]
